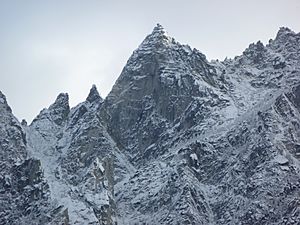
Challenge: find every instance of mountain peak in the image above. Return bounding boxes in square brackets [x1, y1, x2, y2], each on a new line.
[275, 27, 296, 41]
[48, 93, 70, 125]
[137, 23, 172, 52]
[278, 27, 293, 34]
[2, 26, 300, 225]
[49, 93, 69, 109]
[0, 91, 12, 113]
[149, 23, 169, 40]
[0, 91, 7, 105]
[86, 84, 102, 103]
[152, 23, 167, 35]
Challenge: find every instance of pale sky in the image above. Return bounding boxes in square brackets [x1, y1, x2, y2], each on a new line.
[0, 0, 299, 122]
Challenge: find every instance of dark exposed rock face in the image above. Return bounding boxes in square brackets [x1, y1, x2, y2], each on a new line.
[48, 93, 70, 125]
[32, 93, 70, 126]
[1, 25, 300, 224]
[103, 24, 226, 158]
[87, 84, 103, 103]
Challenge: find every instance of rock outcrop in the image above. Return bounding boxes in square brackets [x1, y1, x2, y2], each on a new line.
[1, 25, 300, 224]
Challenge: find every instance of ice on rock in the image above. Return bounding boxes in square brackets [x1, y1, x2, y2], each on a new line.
[31, 92, 71, 126]
[0, 91, 6, 103]
[1, 25, 300, 225]
[274, 154, 289, 165]
[86, 84, 102, 103]
[275, 27, 295, 40]
[190, 153, 198, 161]
[49, 93, 69, 110]
[137, 23, 172, 51]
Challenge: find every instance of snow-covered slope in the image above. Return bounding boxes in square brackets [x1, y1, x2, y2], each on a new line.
[0, 91, 68, 224]
[1, 25, 300, 224]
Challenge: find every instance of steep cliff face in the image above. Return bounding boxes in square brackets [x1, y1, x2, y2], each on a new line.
[105, 25, 300, 224]
[103, 24, 229, 159]
[26, 87, 121, 225]
[1, 25, 300, 225]
[0, 91, 67, 225]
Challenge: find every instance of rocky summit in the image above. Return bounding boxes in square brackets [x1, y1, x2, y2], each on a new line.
[1, 24, 300, 225]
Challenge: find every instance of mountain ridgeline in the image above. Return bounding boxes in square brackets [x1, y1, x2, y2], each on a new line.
[1, 25, 300, 225]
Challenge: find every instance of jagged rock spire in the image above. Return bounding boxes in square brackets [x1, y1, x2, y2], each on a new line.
[137, 23, 172, 51]
[148, 23, 169, 40]
[48, 93, 70, 125]
[274, 27, 296, 43]
[86, 84, 102, 103]
[0, 91, 12, 113]
[151, 23, 167, 36]
[276, 27, 293, 37]
[0, 91, 8, 105]
[49, 93, 69, 111]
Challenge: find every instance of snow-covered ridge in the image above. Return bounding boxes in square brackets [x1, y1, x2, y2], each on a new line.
[1, 25, 300, 225]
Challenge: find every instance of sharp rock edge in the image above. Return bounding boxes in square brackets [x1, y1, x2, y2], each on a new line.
[1, 26, 300, 225]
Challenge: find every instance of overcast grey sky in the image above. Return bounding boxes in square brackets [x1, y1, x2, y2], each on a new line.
[0, 0, 299, 122]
